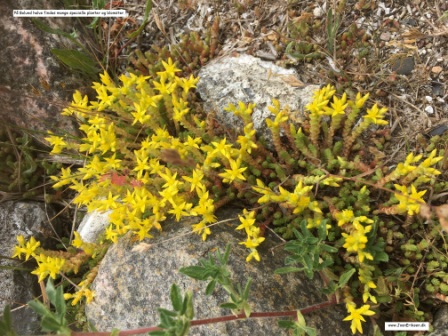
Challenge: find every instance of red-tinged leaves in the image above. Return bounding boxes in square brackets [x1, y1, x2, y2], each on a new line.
[110, 172, 127, 186]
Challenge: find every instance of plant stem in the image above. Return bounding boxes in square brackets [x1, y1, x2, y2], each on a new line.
[71, 299, 337, 336]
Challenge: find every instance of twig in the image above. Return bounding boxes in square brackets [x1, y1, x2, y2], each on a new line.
[71, 299, 337, 336]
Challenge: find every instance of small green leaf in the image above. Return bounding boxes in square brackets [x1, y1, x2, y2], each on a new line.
[242, 278, 252, 301]
[41, 315, 64, 332]
[205, 280, 217, 295]
[322, 281, 338, 295]
[110, 329, 121, 336]
[31, 18, 77, 41]
[320, 244, 338, 253]
[292, 229, 304, 240]
[220, 302, 238, 310]
[158, 308, 176, 329]
[182, 291, 194, 320]
[158, 308, 177, 318]
[222, 244, 232, 265]
[179, 266, 209, 280]
[127, 0, 153, 39]
[170, 284, 182, 312]
[148, 331, 167, 336]
[374, 252, 389, 262]
[338, 268, 356, 288]
[296, 310, 306, 327]
[242, 302, 251, 318]
[275, 266, 304, 274]
[372, 325, 385, 336]
[303, 255, 313, 270]
[278, 320, 295, 329]
[51, 49, 99, 77]
[0, 305, 17, 336]
[55, 284, 66, 318]
[178, 320, 191, 336]
[27, 300, 51, 317]
[320, 258, 334, 269]
[45, 278, 57, 306]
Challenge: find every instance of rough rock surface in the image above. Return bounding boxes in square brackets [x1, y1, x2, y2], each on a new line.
[428, 305, 448, 336]
[196, 54, 320, 147]
[86, 207, 354, 335]
[0, 201, 56, 336]
[0, 0, 91, 142]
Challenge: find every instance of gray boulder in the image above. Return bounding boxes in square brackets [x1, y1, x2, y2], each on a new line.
[196, 54, 319, 147]
[0, 201, 55, 336]
[86, 207, 353, 335]
[0, 0, 92, 142]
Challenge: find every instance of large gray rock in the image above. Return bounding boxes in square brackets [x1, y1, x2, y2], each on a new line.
[86, 207, 353, 335]
[196, 54, 319, 146]
[0, 0, 92, 142]
[0, 201, 56, 336]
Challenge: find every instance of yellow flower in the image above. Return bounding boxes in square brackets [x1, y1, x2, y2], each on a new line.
[212, 138, 233, 158]
[62, 90, 89, 116]
[252, 179, 276, 204]
[363, 104, 388, 125]
[64, 287, 95, 305]
[176, 75, 199, 95]
[31, 255, 65, 282]
[159, 58, 181, 78]
[342, 222, 373, 262]
[72, 231, 84, 249]
[325, 92, 347, 116]
[105, 225, 119, 243]
[335, 209, 355, 226]
[355, 92, 370, 109]
[218, 159, 247, 183]
[153, 72, 177, 95]
[50, 167, 73, 189]
[168, 201, 193, 221]
[343, 303, 375, 334]
[12, 235, 40, 261]
[236, 210, 256, 236]
[182, 169, 204, 192]
[45, 133, 67, 154]
[192, 221, 211, 241]
[394, 184, 426, 215]
[246, 248, 261, 262]
[134, 156, 150, 179]
[239, 236, 265, 249]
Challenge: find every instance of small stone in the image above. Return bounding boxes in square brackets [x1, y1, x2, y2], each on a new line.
[391, 56, 415, 75]
[313, 6, 324, 18]
[432, 66, 443, 74]
[425, 105, 434, 114]
[425, 96, 433, 103]
[380, 32, 391, 41]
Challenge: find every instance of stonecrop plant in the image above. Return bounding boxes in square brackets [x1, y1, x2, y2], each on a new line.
[13, 57, 448, 334]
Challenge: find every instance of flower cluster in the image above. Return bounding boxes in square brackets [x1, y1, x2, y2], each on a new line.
[25, 69, 448, 335]
[378, 150, 442, 187]
[236, 210, 265, 261]
[336, 210, 374, 262]
[12, 234, 94, 304]
[44, 59, 272, 268]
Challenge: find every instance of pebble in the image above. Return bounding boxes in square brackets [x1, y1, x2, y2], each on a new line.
[313, 6, 324, 18]
[380, 32, 391, 41]
[391, 56, 415, 75]
[425, 105, 434, 114]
